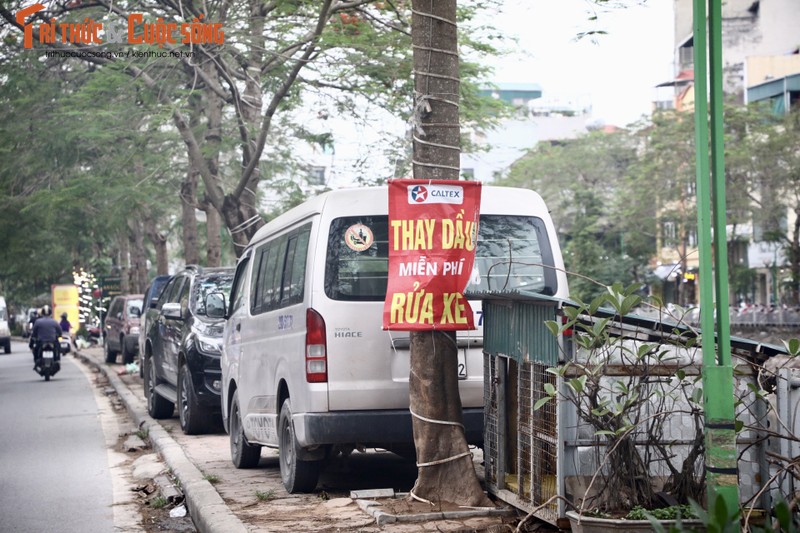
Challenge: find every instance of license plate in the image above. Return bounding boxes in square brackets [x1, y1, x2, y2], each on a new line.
[43, 351, 54, 360]
[457, 349, 467, 380]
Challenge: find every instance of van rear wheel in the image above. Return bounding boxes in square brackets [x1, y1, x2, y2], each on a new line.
[230, 390, 261, 468]
[278, 399, 321, 493]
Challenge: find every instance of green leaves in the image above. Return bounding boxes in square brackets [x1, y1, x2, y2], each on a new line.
[783, 338, 800, 357]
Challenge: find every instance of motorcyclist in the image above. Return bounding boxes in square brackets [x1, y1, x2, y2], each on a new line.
[30, 305, 61, 370]
[59, 312, 71, 334]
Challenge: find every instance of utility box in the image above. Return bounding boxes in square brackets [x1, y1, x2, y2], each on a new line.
[482, 292, 564, 526]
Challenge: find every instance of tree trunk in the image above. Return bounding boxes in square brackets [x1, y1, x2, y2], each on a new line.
[182, 165, 200, 266]
[182, 94, 202, 266]
[202, 58, 224, 268]
[118, 234, 130, 294]
[129, 219, 149, 293]
[204, 196, 222, 268]
[144, 217, 169, 275]
[409, 0, 491, 507]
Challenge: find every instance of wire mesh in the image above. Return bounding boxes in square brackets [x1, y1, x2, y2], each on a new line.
[519, 361, 558, 522]
[484, 353, 498, 487]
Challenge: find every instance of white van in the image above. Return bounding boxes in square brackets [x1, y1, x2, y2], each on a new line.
[220, 186, 568, 492]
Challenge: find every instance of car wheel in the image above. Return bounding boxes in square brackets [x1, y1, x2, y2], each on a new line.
[145, 354, 174, 419]
[178, 363, 210, 435]
[230, 390, 261, 469]
[104, 337, 118, 363]
[121, 336, 134, 365]
[4, 340, 10, 354]
[278, 398, 321, 493]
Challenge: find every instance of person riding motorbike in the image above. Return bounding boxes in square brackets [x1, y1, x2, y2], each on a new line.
[59, 312, 71, 334]
[30, 305, 61, 371]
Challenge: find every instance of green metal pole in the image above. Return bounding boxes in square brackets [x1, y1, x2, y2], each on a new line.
[693, 0, 740, 517]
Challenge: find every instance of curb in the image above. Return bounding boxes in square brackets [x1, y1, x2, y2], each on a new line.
[74, 349, 248, 533]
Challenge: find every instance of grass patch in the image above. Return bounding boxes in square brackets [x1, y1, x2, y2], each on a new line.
[203, 473, 221, 484]
[255, 489, 276, 501]
[150, 496, 168, 509]
[135, 427, 149, 440]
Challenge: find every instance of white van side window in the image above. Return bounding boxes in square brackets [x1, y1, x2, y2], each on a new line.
[251, 224, 311, 314]
[229, 255, 250, 313]
[281, 229, 311, 305]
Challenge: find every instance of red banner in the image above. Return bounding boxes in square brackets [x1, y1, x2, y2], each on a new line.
[382, 179, 481, 331]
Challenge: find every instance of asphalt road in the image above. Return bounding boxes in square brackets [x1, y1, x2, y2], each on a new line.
[0, 339, 115, 533]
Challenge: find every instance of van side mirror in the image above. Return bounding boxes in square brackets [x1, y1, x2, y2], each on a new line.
[205, 292, 227, 319]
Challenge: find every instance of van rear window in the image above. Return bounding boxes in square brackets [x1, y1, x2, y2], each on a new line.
[325, 215, 557, 301]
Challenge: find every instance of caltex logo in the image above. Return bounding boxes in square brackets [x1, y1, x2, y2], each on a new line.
[410, 185, 428, 202]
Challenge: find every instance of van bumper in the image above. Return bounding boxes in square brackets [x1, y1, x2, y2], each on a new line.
[294, 408, 483, 448]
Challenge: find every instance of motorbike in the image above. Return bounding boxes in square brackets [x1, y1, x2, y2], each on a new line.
[33, 340, 61, 381]
[60, 332, 72, 354]
[86, 325, 101, 346]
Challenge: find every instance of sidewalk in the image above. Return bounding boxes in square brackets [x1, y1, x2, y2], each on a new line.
[75, 346, 518, 533]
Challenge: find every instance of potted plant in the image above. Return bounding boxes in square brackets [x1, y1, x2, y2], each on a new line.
[537, 284, 706, 531]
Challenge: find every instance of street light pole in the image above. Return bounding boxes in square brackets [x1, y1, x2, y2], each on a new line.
[693, 0, 740, 517]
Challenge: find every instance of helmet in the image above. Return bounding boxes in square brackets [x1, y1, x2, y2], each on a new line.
[40, 305, 52, 317]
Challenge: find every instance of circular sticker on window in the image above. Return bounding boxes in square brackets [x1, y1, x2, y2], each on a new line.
[344, 224, 374, 252]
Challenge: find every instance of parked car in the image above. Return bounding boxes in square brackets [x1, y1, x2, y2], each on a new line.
[143, 266, 234, 434]
[138, 275, 172, 377]
[104, 294, 144, 364]
[0, 296, 10, 353]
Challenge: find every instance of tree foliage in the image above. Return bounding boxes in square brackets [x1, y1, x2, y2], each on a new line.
[501, 105, 800, 304]
[0, 0, 506, 304]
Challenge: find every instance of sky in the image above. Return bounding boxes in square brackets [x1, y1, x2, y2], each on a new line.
[486, 0, 676, 126]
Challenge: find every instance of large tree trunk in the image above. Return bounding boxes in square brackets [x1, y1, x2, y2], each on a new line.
[129, 219, 149, 293]
[182, 94, 202, 266]
[204, 196, 223, 268]
[409, 0, 491, 507]
[144, 217, 169, 275]
[118, 234, 130, 294]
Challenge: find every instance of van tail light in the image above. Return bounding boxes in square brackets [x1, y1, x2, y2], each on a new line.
[305, 308, 328, 383]
[561, 314, 573, 337]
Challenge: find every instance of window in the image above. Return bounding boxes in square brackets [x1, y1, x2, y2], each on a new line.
[281, 228, 310, 305]
[324, 214, 558, 301]
[308, 166, 326, 186]
[160, 277, 185, 306]
[191, 272, 234, 315]
[229, 255, 251, 313]
[325, 216, 390, 301]
[466, 215, 557, 294]
[127, 299, 143, 317]
[250, 224, 311, 314]
[178, 279, 191, 316]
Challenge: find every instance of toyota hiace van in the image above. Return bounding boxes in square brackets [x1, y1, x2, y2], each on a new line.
[220, 186, 568, 492]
